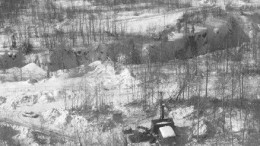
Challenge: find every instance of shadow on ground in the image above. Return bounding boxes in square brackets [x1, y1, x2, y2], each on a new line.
[0, 125, 19, 146]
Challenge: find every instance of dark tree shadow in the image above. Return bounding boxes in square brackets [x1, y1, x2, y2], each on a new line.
[0, 125, 19, 146]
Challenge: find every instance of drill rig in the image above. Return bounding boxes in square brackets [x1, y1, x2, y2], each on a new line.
[123, 95, 177, 146]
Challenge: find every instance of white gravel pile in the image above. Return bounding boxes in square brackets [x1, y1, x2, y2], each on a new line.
[21, 63, 46, 79]
[87, 61, 139, 90]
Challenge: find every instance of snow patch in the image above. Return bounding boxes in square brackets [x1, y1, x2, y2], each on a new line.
[224, 109, 253, 132]
[169, 106, 195, 127]
[42, 108, 61, 124]
[87, 61, 139, 90]
[53, 110, 69, 128]
[168, 32, 184, 41]
[89, 61, 102, 68]
[12, 126, 37, 146]
[213, 27, 220, 34]
[38, 94, 55, 103]
[12, 95, 38, 107]
[42, 108, 89, 131]
[192, 120, 208, 136]
[70, 115, 89, 132]
[54, 0, 91, 8]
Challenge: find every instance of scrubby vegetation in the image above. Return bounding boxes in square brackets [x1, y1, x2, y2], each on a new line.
[20, 40, 34, 55]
